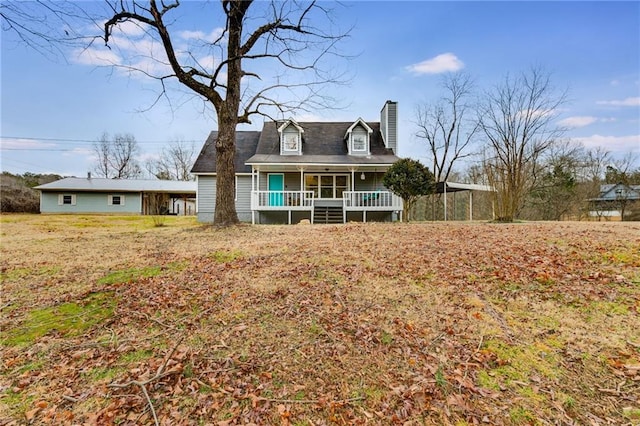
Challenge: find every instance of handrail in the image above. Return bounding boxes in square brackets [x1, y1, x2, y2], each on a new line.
[251, 190, 314, 208]
[343, 191, 402, 209]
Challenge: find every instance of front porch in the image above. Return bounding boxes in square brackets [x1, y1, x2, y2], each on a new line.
[250, 190, 403, 224]
[248, 165, 402, 224]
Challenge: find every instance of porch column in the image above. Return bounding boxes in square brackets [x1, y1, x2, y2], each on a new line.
[443, 182, 447, 222]
[469, 191, 473, 221]
[299, 168, 304, 191]
[251, 167, 255, 191]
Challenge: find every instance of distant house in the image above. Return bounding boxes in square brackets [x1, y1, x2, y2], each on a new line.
[589, 183, 640, 221]
[191, 101, 404, 224]
[35, 177, 197, 215]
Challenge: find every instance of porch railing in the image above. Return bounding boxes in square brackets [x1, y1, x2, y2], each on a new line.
[251, 190, 315, 210]
[343, 191, 403, 211]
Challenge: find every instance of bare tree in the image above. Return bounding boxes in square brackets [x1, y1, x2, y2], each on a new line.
[478, 67, 567, 221]
[525, 140, 583, 220]
[414, 72, 479, 184]
[604, 152, 640, 220]
[99, 1, 349, 225]
[147, 139, 196, 181]
[1, 1, 94, 59]
[93, 132, 141, 179]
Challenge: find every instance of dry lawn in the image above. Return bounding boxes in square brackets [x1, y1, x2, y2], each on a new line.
[1, 215, 639, 425]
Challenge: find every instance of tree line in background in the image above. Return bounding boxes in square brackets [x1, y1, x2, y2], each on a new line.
[408, 68, 640, 222]
[92, 133, 196, 181]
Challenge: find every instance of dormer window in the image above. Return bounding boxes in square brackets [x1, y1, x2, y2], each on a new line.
[353, 134, 366, 152]
[278, 119, 304, 155]
[345, 118, 373, 155]
[284, 133, 299, 151]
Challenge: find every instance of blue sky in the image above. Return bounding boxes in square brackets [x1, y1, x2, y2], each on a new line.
[1, 1, 639, 177]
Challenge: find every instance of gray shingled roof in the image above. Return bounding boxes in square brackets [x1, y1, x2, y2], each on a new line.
[191, 122, 399, 173]
[255, 121, 393, 156]
[191, 131, 261, 174]
[35, 178, 196, 193]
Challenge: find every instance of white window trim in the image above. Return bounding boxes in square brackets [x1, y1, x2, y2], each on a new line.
[58, 194, 76, 206]
[235, 176, 238, 201]
[108, 194, 126, 206]
[278, 119, 304, 155]
[352, 134, 368, 152]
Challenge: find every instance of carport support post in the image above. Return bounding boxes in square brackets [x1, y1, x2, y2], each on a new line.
[443, 182, 447, 222]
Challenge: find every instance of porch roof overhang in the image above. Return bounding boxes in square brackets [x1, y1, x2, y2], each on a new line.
[246, 154, 398, 172]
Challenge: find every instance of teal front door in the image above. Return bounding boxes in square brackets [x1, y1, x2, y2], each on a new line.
[268, 174, 284, 206]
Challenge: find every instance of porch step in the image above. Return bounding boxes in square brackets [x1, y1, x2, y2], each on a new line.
[314, 206, 344, 224]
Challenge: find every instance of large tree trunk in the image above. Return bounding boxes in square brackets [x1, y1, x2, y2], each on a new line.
[211, 3, 246, 226]
[214, 118, 239, 225]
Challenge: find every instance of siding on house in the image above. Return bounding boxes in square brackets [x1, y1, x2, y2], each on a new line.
[196, 175, 216, 222]
[40, 192, 141, 214]
[236, 176, 252, 222]
[196, 175, 253, 222]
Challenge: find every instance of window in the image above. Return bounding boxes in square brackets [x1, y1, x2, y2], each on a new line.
[305, 174, 349, 199]
[108, 194, 125, 206]
[284, 133, 299, 151]
[353, 134, 366, 151]
[278, 120, 304, 155]
[58, 194, 76, 205]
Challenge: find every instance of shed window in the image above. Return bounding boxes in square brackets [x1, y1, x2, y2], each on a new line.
[58, 194, 76, 205]
[108, 194, 125, 206]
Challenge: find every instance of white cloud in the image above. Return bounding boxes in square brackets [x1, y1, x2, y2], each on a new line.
[111, 20, 147, 37]
[73, 47, 122, 66]
[596, 97, 640, 107]
[558, 116, 598, 128]
[406, 53, 464, 75]
[1, 138, 57, 150]
[575, 134, 640, 152]
[179, 28, 225, 43]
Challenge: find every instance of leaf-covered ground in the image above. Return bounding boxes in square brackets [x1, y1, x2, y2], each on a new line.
[1, 215, 639, 425]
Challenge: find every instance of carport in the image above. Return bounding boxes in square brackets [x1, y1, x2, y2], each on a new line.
[435, 181, 495, 221]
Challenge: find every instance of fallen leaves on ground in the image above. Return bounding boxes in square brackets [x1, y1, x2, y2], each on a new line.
[1, 216, 639, 425]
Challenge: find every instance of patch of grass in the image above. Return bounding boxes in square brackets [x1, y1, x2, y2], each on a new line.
[509, 406, 537, 424]
[3, 292, 116, 347]
[1, 389, 35, 419]
[119, 349, 154, 363]
[476, 370, 499, 390]
[435, 364, 449, 391]
[208, 249, 244, 263]
[0, 266, 62, 282]
[97, 262, 186, 285]
[380, 330, 394, 345]
[98, 266, 163, 285]
[604, 248, 640, 266]
[481, 339, 561, 386]
[622, 407, 640, 421]
[85, 366, 125, 382]
[588, 301, 630, 316]
[17, 359, 45, 374]
[308, 320, 323, 336]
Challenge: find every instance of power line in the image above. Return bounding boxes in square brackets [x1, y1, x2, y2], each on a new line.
[0, 135, 202, 145]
